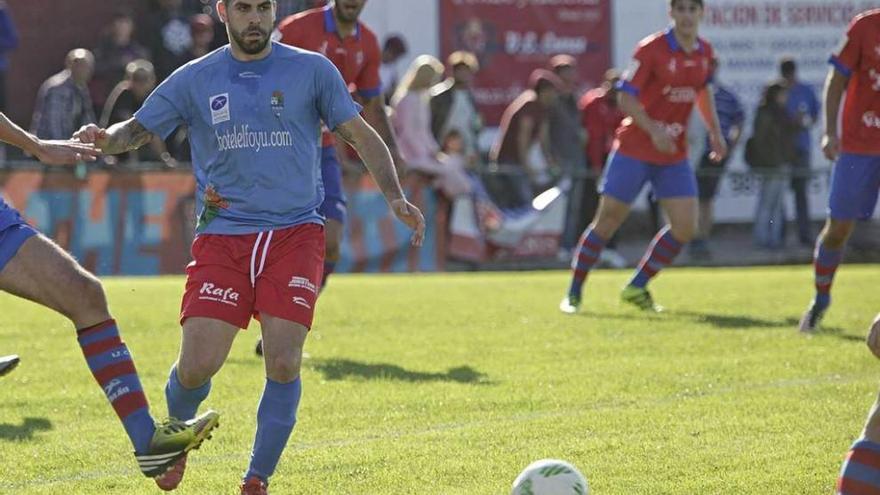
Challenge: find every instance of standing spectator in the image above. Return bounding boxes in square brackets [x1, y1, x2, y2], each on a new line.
[31, 49, 96, 141]
[430, 50, 482, 161]
[140, 0, 194, 82]
[750, 82, 796, 249]
[489, 69, 561, 209]
[577, 68, 627, 268]
[100, 60, 176, 168]
[780, 57, 820, 246]
[92, 9, 149, 111]
[690, 58, 745, 259]
[392, 55, 471, 198]
[188, 13, 215, 60]
[379, 35, 408, 104]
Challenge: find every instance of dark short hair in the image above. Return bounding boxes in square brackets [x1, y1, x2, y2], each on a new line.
[670, 0, 704, 7]
[529, 69, 562, 93]
[780, 57, 796, 77]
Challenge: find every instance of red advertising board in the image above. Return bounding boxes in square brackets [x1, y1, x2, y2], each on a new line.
[439, 0, 612, 125]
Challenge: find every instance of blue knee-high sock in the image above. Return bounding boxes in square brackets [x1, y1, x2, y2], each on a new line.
[245, 377, 302, 483]
[77, 319, 155, 453]
[814, 241, 844, 310]
[164, 366, 211, 421]
[629, 227, 683, 289]
[568, 228, 606, 298]
[838, 439, 880, 494]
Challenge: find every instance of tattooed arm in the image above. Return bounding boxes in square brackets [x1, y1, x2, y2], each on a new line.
[334, 114, 425, 246]
[73, 118, 154, 155]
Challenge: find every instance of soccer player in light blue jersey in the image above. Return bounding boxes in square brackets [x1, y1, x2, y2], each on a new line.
[75, 1, 425, 493]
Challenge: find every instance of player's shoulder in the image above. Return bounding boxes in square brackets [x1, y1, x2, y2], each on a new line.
[271, 42, 336, 73]
[358, 22, 381, 50]
[851, 8, 880, 30]
[169, 46, 228, 79]
[278, 6, 324, 30]
[697, 36, 714, 55]
[636, 31, 668, 52]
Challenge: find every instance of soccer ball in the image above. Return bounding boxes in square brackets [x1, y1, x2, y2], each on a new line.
[510, 459, 589, 495]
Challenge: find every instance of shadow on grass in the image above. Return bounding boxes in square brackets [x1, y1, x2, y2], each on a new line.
[310, 359, 492, 385]
[0, 417, 52, 441]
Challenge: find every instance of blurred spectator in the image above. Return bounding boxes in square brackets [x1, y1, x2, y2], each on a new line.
[547, 55, 587, 254]
[391, 55, 471, 198]
[779, 57, 820, 246]
[750, 81, 797, 249]
[691, 58, 745, 260]
[430, 50, 482, 161]
[489, 69, 561, 209]
[31, 49, 96, 141]
[0, 0, 17, 115]
[140, 0, 194, 82]
[577, 68, 626, 268]
[379, 35, 407, 104]
[100, 60, 176, 168]
[92, 9, 149, 111]
[188, 13, 215, 60]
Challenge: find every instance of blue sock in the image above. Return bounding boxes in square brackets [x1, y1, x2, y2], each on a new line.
[630, 227, 683, 289]
[838, 439, 880, 493]
[164, 366, 211, 421]
[814, 241, 843, 310]
[568, 228, 606, 298]
[77, 319, 155, 453]
[245, 377, 302, 483]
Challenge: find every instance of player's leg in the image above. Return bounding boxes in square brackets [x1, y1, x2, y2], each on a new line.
[800, 153, 880, 332]
[318, 145, 347, 291]
[0, 230, 156, 452]
[692, 151, 722, 259]
[560, 152, 645, 314]
[623, 160, 697, 311]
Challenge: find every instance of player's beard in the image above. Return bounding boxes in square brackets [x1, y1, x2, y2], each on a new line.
[231, 26, 270, 55]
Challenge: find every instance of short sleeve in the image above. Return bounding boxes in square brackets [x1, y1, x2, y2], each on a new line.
[314, 56, 363, 131]
[617, 43, 653, 97]
[355, 35, 382, 99]
[829, 17, 862, 77]
[134, 66, 190, 139]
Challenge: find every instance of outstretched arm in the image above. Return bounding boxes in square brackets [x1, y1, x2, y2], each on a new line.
[334, 114, 425, 246]
[821, 68, 849, 161]
[73, 118, 154, 155]
[0, 112, 99, 165]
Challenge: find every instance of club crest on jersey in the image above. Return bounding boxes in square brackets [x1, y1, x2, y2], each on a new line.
[210, 93, 230, 125]
[271, 91, 285, 114]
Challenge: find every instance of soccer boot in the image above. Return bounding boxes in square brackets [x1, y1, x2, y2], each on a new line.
[241, 476, 269, 495]
[135, 410, 220, 479]
[559, 294, 581, 314]
[154, 454, 187, 491]
[0, 355, 20, 377]
[255, 338, 263, 356]
[798, 299, 828, 333]
[620, 285, 663, 313]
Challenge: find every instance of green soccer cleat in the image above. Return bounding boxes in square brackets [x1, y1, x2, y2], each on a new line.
[0, 355, 20, 377]
[135, 409, 220, 478]
[620, 285, 663, 313]
[559, 295, 581, 314]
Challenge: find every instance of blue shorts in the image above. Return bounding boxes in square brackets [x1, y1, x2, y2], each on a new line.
[599, 151, 697, 204]
[317, 146, 347, 223]
[828, 152, 880, 220]
[0, 219, 38, 273]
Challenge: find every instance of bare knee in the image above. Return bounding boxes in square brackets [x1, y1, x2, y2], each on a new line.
[821, 220, 855, 249]
[264, 351, 302, 383]
[669, 222, 697, 244]
[64, 272, 110, 325]
[177, 355, 223, 388]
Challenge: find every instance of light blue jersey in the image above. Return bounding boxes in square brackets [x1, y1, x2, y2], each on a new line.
[135, 42, 362, 235]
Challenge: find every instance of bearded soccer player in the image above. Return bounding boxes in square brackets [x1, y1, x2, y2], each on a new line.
[798, 8, 880, 333]
[75, 1, 425, 493]
[560, 0, 726, 314]
[0, 111, 219, 484]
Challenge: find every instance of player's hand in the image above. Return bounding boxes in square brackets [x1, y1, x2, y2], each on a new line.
[867, 313, 880, 359]
[821, 133, 840, 162]
[648, 123, 676, 155]
[34, 139, 101, 165]
[708, 130, 728, 163]
[390, 198, 426, 247]
[73, 123, 110, 149]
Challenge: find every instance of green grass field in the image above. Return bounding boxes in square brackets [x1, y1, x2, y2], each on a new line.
[0, 266, 878, 494]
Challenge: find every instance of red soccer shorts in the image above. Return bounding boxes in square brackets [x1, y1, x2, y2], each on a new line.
[181, 223, 325, 330]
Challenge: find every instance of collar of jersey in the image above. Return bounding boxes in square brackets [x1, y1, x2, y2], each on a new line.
[664, 27, 704, 55]
[323, 5, 361, 40]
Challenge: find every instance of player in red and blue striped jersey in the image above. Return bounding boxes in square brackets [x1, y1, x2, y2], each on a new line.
[560, 0, 726, 314]
[798, 8, 880, 333]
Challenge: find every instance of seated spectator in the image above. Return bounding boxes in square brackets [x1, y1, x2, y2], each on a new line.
[92, 9, 149, 111]
[488, 69, 562, 210]
[140, 0, 193, 81]
[31, 49, 96, 141]
[100, 60, 176, 168]
[391, 55, 471, 198]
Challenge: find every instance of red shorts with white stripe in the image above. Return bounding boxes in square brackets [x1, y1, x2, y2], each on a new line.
[180, 223, 325, 330]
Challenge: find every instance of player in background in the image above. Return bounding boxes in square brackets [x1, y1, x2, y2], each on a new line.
[560, 0, 726, 314]
[837, 312, 880, 493]
[0, 111, 219, 485]
[75, 0, 425, 492]
[798, 8, 880, 333]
